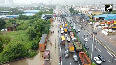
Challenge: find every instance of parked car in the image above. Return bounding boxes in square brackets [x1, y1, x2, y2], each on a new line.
[73, 54, 78, 62]
[61, 30, 64, 34]
[67, 37, 70, 42]
[93, 31, 97, 35]
[98, 55, 106, 62]
[84, 38, 88, 42]
[78, 29, 80, 32]
[84, 44, 89, 49]
[65, 50, 69, 57]
[94, 57, 102, 64]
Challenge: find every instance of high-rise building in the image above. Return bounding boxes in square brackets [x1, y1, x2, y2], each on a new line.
[0, 0, 5, 4]
[5, 0, 13, 4]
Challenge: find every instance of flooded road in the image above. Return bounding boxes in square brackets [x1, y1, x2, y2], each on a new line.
[3, 17, 59, 65]
[3, 51, 44, 65]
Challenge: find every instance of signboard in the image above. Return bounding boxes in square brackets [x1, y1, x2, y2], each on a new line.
[105, 4, 113, 12]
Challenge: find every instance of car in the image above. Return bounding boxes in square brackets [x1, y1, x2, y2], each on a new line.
[65, 34, 67, 37]
[94, 57, 102, 64]
[73, 54, 78, 62]
[61, 30, 64, 34]
[84, 38, 88, 42]
[67, 37, 70, 42]
[78, 29, 80, 32]
[72, 37, 76, 41]
[93, 31, 97, 34]
[65, 50, 69, 57]
[84, 44, 89, 49]
[98, 55, 106, 62]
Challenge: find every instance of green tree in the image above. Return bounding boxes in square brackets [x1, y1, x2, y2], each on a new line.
[9, 19, 16, 24]
[0, 18, 6, 30]
[10, 8, 22, 15]
[18, 15, 29, 20]
[31, 41, 39, 50]
[69, 7, 74, 14]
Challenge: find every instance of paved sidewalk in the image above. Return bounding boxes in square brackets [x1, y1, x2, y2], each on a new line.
[46, 18, 59, 65]
[85, 24, 116, 54]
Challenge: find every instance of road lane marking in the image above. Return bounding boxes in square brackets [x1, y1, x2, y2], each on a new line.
[98, 49, 101, 52]
[108, 60, 110, 62]
[61, 61, 62, 65]
[92, 43, 93, 52]
[91, 53, 92, 60]
[107, 50, 113, 57]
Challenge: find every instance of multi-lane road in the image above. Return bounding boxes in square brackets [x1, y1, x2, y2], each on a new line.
[57, 15, 116, 65]
[66, 16, 116, 65]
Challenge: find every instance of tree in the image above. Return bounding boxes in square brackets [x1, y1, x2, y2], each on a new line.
[18, 15, 29, 20]
[10, 8, 22, 15]
[0, 18, 6, 30]
[31, 41, 38, 50]
[9, 19, 16, 24]
[69, 7, 74, 14]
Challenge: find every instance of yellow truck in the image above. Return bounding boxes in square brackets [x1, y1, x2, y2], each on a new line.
[68, 43, 74, 52]
[65, 24, 67, 27]
[60, 25, 62, 28]
[64, 28, 67, 33]
[61, 36, 65, 44]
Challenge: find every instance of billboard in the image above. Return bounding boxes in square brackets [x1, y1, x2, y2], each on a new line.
[105, 4, 113, 12]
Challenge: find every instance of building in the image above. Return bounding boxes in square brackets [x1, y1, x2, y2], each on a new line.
[0, 11, 10, 15]
[41, 14, 53, 20]
[23, 10, 40, 16]
[93, 14, 116, 21]
[39, 34, 47, 52]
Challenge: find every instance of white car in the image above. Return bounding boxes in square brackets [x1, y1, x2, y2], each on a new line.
[61, 30, 64, 34]
[72, 37, 76, 41]
[65, 50, 69, 57]
[73, 54, 78, 62]
[65, 34, 67, 37]
[94, 57, 102, 64]
[84, 38, 88, 42]
[67, 37, 70, 42]
[78, 29, 80, 32]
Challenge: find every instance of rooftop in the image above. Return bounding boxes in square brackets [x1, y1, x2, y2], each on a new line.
[23, 10, 40, 13]
[39, 34, 47, 44]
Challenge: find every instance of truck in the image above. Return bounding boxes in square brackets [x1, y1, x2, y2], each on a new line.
[79, 52, 91, 65]
[65, 23, 67, 27]
[61, 28, 64, 34]
[67, 36, 70, 42]
[60, 24, 62, 28]
[74, 39, 82, 51]
[61, 36, 65, 44]
[75, 42, 82, 51]
[68, 43, 75, 52]
[70, 32, 75, 38]
[44, 49, 50, 60]
[64, 28, 67, 33]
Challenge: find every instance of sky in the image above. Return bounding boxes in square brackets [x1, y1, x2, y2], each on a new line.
[13, 0, 116, 4]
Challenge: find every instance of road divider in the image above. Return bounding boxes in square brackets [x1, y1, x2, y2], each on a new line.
[84, 26, 116, 58]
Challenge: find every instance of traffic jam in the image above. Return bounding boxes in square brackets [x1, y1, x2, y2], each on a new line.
[57, 16, 112, 65]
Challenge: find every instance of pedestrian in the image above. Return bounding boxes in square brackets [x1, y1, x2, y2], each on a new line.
[84, 34, 85, 37]
[42, 54, 43, 57]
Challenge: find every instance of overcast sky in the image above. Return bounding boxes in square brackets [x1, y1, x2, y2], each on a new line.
[13, 0, 116, 4]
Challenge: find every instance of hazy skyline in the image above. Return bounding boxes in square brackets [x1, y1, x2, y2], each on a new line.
[13, 0, 116, 4]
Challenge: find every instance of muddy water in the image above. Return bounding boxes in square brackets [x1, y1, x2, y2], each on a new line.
[3, 51, 44, 65]
[3, 17, 59, 65]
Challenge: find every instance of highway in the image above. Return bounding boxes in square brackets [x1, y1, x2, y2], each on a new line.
[57, 17, 82, 65]
[66, 16, 116, 65]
